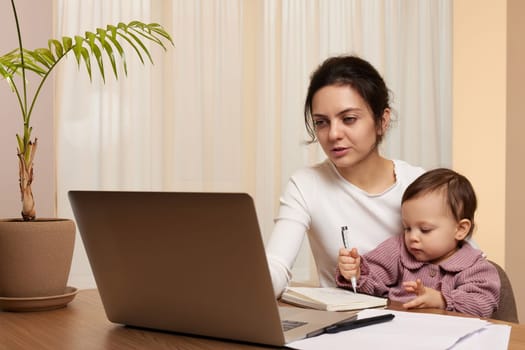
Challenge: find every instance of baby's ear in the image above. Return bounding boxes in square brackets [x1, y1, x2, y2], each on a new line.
[455, 219, 472, 241]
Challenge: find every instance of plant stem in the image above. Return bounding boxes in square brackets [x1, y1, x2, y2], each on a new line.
[11, 0, 36, 220]
[10, 0, 28, 125]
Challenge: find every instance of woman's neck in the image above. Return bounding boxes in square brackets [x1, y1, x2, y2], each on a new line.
[336, 153, 395, 194]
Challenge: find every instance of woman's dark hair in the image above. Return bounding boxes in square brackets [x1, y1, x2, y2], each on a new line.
[304, 55, 391, 143]
[402, 168, 478, 240]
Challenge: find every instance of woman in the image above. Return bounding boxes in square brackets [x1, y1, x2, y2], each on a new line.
[265, 55, 425, 297]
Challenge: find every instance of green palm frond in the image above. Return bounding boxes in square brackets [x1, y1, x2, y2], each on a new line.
[0, 21, 173, 83]
[0, 20, 173, 152]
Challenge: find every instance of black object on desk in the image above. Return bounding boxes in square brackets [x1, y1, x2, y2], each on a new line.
[307, 313, 395, 337]
[325, 313, 395, 333]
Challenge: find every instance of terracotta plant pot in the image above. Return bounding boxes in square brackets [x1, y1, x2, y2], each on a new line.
[0, 218, 75, 298]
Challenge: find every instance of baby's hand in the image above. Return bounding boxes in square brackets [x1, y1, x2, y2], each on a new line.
[402, 279, 445, 310]
[338, 247, 361, 282]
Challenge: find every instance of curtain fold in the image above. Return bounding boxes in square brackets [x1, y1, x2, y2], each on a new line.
[55, 0, 451, 288]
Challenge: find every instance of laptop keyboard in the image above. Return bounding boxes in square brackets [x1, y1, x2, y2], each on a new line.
[282, 320, 307, 332]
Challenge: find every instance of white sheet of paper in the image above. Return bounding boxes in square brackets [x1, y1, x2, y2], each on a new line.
[287, 308, 509, 350]
[452, 323, 511, 350]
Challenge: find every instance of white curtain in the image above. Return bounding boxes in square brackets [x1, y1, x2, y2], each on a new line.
[55, 0, 451, 288]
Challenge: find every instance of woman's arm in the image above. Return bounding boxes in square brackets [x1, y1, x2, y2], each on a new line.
[265, 178, 311, 298]
[266, 220, 307, 297]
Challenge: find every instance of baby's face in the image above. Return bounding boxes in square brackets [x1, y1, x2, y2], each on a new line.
[401, 191, 465, 264]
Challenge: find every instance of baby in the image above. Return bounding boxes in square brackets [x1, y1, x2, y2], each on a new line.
[336, 168, 500, 317]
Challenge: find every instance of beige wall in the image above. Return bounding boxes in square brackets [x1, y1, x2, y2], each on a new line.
[453, 0, 525, 322]
[453, 0, 506, 265]
[0, 1, 55, 219]
[506, 0, 525, 324]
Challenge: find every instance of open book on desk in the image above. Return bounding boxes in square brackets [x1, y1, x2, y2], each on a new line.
[281, 287, 387, 312]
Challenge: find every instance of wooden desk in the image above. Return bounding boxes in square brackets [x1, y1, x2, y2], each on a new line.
[0, 289, 283, 350]
[1, 289, 524, 350]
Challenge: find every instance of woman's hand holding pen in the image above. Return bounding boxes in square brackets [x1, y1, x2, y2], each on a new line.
[338, 247, 361, 283]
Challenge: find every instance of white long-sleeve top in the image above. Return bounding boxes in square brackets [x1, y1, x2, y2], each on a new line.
[265, 159, 425, 297]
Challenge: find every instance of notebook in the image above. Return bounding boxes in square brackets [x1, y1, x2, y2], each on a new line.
[282, 287, 387, 312]
[68, 191, 354, 347]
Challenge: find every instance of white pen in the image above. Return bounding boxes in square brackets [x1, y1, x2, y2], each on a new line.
[341, 226, 357, 293]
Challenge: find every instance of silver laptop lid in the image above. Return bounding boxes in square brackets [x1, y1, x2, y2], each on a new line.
[69, 191, 286, 346]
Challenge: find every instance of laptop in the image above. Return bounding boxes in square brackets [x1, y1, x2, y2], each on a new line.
[68, 191, 354, 347]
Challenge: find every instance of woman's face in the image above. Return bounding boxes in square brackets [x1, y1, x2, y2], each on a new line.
[311, 84, 388, 171]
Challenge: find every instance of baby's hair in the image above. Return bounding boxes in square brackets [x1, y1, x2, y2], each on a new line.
[402, 168, 477, 239]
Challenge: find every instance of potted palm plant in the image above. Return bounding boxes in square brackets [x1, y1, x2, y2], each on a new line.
[0, 0, 172, 308]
